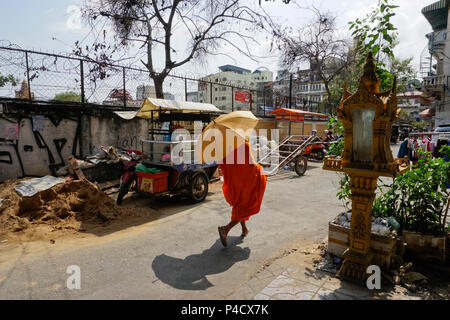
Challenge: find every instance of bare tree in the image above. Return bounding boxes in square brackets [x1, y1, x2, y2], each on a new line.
[275, 7, 355, 114]
[75, 0, 276, 98]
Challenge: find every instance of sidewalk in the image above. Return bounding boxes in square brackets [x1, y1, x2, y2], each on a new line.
[226, 240, 449, 300]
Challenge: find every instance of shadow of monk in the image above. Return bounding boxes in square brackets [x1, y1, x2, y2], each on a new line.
[151, 236, 250, 290]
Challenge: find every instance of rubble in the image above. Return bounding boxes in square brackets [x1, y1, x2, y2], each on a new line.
[0, 177, 152, 241]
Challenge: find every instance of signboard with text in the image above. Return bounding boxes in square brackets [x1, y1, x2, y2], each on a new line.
[234, 91, 251, 103]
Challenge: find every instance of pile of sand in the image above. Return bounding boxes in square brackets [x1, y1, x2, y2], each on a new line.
[0, 178, 145, 239]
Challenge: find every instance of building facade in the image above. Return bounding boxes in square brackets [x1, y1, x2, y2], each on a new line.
[295, 67, 327, 113]
[198, 65, 273, 114]
[272, 66, 327, 113]
[186, 91, 198, 102]
[421, 0, 450, 127]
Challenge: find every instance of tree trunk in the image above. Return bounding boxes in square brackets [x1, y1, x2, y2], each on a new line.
[323, 81, 333, 115]
[153, 76, 165, 99]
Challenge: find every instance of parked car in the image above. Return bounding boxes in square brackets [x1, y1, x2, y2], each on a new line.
[434, 124, 450, 133]
[432, 124, 450, 144]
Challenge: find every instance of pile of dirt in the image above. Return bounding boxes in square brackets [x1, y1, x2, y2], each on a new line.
[0, 178, 149, 240]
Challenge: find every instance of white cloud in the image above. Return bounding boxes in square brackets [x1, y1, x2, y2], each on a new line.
[66, 5, 82, 31]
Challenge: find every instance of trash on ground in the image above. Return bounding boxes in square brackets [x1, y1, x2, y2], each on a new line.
[14, 176, 66, 197]
[402, 272, 428, 284]
[332, 211, 398, 236]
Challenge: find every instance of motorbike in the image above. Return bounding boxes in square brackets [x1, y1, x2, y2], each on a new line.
[304, 140, 326, 161]
[117, 149, 142, 205]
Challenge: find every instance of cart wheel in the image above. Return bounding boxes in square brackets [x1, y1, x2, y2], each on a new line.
[189, 172, 209, 203]
[294, 156, 307, 176]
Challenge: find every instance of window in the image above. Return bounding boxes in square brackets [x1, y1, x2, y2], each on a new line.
[221, 96, 226, 101]
[215, 97, 218, 101]
[222, 77, 227, 81]
[221, 87, 227, 91]
[215, 87, 218, 91]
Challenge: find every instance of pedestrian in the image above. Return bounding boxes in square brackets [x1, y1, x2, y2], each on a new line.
[217, 139, 267, 247]
[397, 137, 409, 159]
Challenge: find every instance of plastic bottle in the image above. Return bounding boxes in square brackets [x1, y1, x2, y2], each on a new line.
[387, 216, 400, 230]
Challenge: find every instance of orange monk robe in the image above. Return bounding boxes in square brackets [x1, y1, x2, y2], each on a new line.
[219, 141, 267, 222]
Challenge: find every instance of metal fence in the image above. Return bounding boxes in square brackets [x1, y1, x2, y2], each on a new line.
[0, 46, 299, 117]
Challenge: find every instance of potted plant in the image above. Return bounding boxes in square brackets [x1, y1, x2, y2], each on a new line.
[372, 146, 450, 263]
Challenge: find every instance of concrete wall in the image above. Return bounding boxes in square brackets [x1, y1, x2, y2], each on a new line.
[0, 109, 149, 182]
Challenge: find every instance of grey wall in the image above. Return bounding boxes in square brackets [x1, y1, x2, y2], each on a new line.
[0, 110, 148, 182]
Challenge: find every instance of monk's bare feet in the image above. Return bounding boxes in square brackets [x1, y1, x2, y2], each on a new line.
[241, 228, 249, 237]
[218, 226, 227, 247]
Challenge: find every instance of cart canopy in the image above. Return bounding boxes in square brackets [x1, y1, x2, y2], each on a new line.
[136, 98, 222, 119]
[269, 108, 328, 122]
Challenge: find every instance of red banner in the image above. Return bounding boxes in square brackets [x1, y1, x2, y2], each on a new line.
[235, 91, 251, 103]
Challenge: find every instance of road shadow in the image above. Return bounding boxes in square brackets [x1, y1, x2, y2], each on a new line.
[266, 165, 320, 181]
[76, 183, 222, 238]
[152, 236, 250, 290]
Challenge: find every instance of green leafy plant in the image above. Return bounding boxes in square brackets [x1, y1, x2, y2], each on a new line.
[348, 0, 399, 91]
[0, 73, 18, 87]
[326, 115, 344, 157]
[53, 91, 82, 103]
[372, 147, 450, 236]
[325, 116, 351, 209]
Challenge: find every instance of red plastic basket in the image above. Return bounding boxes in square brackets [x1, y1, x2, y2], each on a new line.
[136, 171, 169, 194]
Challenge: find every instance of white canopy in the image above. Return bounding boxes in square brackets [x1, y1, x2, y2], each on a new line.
[136, 98, 221, 119]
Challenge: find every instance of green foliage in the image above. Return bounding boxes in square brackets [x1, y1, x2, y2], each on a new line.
[411, 120, 426, 131]
[326, 115, 344, 157]
[53, 91, 82, 103]
[348, 0, 398, 65]
[337, 173, 351, 210]
[398, 109, 415, 124]
[326, 115, 351, 208]
[0, 73, 18, 87]
[348, 0, 401, 91]
[372, 148, 450, 236]
[390, 56, 416, 92]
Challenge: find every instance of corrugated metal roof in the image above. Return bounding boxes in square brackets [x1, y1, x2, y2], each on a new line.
[422, 0, 449, 31]
[218, 65, 251, 73]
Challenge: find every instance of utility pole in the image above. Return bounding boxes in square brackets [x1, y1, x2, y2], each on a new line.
[289, 73, 293, 109]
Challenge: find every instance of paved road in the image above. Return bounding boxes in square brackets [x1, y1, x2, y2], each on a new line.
[0, 162, 347, 299]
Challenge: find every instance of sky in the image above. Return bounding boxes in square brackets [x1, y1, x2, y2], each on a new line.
[0, 0, 437, 81]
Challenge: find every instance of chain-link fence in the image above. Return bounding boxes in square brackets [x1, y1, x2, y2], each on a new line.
[0, 46, 300, 117]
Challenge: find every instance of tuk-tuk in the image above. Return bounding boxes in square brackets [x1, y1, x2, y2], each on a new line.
[116, 98, 222, 204]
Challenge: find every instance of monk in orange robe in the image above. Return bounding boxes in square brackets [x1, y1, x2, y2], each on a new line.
[218, 141, 267, 247]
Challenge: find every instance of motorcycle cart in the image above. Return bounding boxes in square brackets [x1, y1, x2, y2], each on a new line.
[116, 99, 221, 205]
[137, 139, 217, 203]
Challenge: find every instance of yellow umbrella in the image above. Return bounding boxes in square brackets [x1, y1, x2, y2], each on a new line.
[195, 111, 259, 163]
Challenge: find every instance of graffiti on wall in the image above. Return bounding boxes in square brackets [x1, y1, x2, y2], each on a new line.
[0, 116, 81, 181]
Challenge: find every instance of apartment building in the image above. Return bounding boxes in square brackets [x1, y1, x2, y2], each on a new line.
[421, 0, 450, 127]
[296, 67, 327, 113]
[272, 65, 327, 113]
[198, 65, 273, 113]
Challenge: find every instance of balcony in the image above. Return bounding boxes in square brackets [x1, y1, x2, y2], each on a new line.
[422, 75, 445, 91]
[427, 30, 447, 53]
